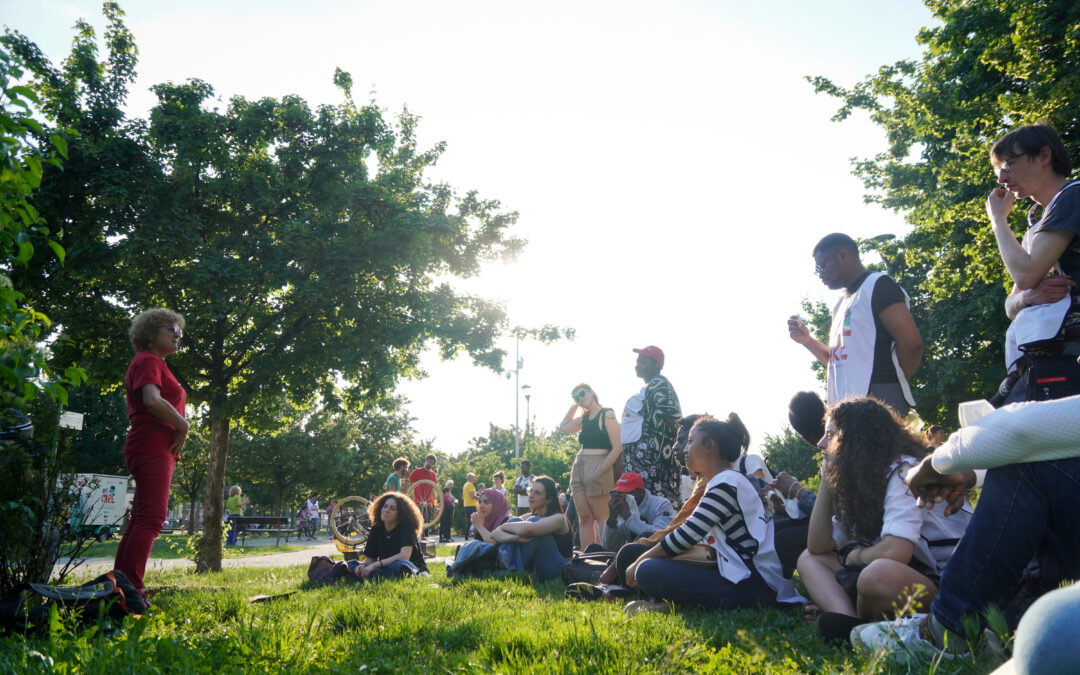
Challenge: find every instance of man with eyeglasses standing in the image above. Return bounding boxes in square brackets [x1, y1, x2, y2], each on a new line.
[985, 122, 1080, 404]
[787, 233, 923, 415]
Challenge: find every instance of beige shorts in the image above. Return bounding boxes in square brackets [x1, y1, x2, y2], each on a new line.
[569, 448, 615, 497]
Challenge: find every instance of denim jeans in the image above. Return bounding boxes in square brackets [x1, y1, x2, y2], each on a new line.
[226, 515, 239, 546]
[366, 559, 418, 580]
[931, 458, 1080, 633]
[635, 558, 776, 609]
[1011, 582, 1080, 674]
[497, 517, 569, 581]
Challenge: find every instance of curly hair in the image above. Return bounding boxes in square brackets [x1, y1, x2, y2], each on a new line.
[129, 308, 185, 352]
[825, 397, 928, 542]
[367, 492, 423, 538]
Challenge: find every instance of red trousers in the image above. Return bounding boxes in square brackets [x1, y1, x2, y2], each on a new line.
[114, 449, 176, 590]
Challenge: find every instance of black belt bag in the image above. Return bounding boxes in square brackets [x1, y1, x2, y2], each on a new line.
[1024, 353, 1080, 401]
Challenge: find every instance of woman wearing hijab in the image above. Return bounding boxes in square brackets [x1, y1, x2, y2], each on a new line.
[469, 488, 510, 543]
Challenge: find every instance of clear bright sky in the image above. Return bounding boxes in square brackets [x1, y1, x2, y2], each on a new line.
[6, 0, 937, 456]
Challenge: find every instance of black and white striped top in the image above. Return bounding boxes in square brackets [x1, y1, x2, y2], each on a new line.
[660, 476, 758, 564]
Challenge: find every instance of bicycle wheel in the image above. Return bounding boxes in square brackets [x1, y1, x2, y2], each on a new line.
[406, 479, 444, 531]
[330, 496, 371, 547]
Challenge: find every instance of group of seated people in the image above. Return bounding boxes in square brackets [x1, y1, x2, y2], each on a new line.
[312, 386, 1078, 670]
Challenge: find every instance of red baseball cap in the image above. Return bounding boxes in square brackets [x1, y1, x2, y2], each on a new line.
[633, 345, 665, 368]
[612, 472, 646, 493]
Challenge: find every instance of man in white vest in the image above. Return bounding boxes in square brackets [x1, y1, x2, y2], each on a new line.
[787, 233, 923, 415]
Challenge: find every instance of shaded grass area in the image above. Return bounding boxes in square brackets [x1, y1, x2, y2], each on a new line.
[0, 564, 1004, 674]
[79, 533, 309, 562]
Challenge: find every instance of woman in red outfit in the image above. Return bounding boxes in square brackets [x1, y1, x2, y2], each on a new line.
[113, 309, 188, 598]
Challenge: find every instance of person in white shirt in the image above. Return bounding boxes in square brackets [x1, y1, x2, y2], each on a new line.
[512, 460, 535, 516]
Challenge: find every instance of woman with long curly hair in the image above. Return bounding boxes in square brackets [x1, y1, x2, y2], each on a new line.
[797, 397, 971, 637]
[352, 492, 429, 580]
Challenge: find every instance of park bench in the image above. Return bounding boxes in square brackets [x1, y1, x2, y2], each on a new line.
[229, 516, 295, 546]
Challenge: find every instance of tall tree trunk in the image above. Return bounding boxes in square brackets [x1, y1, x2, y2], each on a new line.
[196, 415, 229, 572]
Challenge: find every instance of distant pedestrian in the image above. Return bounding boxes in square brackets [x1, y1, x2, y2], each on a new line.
[462, 473, 478, 537]
[225, 485, 250, 546]
[512, 460, 536, 516]
[383, 457, 410, 493]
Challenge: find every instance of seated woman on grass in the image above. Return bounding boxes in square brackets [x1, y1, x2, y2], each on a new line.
[796, 397, 970, 640]
[623, 414, 804, 614]
[485, 476, 572, 581]
[350, 492, 429, 581]
[469, 488, 511, 543]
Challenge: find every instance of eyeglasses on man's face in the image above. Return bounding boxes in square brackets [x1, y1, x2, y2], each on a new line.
[994, 153, 1029, 176]
[814, 251, 840, 275]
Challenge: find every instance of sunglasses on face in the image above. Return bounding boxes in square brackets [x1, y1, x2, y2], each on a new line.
[573, 390, 589, 402]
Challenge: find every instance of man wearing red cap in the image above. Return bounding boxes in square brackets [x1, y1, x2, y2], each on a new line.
[620, 346, 683, 505]
[602, 472, 674, 552]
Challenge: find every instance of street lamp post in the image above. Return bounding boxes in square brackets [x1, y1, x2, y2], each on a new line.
[522, 386, 532, 438]
[507, 338, 524, 460]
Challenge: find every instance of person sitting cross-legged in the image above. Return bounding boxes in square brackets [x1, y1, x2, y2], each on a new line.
[349, 492, 429, 581]
[620, 414, 804, 615]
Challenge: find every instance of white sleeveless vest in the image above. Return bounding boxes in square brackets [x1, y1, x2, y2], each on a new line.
[827, 271, 916, 407]
[1004, 181, 1080, 370]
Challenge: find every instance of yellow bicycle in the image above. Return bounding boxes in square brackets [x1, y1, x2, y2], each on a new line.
[330, 480, 444, 552]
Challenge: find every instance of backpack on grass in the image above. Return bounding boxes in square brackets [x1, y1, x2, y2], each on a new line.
[1, 569, 147, 631]
[561, 551, 615, 586]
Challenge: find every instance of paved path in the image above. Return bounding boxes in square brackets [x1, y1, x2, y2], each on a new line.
[56, 532, 459, 579]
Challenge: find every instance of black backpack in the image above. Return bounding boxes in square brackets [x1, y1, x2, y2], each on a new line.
[560, 551, 615, 586]
[1, 569, 148, 631]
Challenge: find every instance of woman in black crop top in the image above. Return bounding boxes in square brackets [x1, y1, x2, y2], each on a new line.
[559, 383, 622, 548]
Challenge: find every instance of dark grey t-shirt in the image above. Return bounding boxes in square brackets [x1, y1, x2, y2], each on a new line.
[1029, 181, 1080, 286]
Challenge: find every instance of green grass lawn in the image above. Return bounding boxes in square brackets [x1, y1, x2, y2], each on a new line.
[79, 533, 307, 560]
[0, 563, 1006, 673]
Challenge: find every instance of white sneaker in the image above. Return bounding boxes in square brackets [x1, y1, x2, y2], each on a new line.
[624, 600, 671, 617]
[850, 614, 955, 665]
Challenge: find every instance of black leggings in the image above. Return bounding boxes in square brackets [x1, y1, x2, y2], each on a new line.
[615, 543, 651, 585]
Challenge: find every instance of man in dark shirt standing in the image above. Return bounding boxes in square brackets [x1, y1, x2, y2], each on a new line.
[788, 233, 923, 415]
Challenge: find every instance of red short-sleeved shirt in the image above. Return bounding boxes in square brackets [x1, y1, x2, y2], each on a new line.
[408, 467, 437, 505]
[124, 350, 186, 455]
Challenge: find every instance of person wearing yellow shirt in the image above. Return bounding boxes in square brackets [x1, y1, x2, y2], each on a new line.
[462, 473, 478, 537]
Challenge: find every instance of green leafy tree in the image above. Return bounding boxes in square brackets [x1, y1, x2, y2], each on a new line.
[759, 426, 820, 483]
[807, 0, 1080, 424]
[12, 7, 527, 572]
[172, 425, 210, 534]
[56, 384, 128, 474]
[0, 39, 86, 595]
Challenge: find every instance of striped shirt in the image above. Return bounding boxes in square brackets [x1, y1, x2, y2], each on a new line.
[660, 477, 758, 564]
